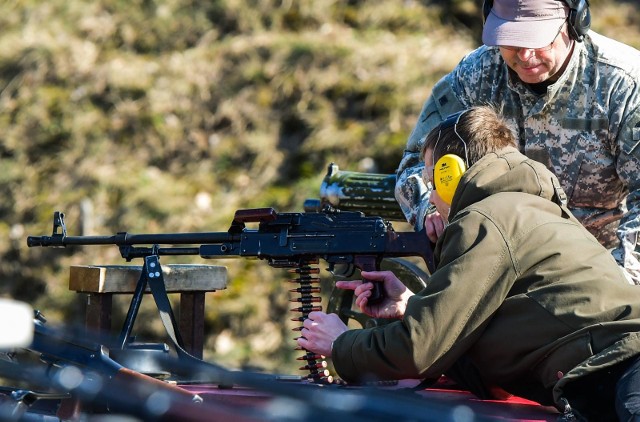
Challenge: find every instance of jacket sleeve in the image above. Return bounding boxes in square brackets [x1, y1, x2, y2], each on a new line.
[611, 89, 640, 285]
[331, 209, 517, 382]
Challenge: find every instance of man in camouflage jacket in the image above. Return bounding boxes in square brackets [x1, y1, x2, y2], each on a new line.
[396, 0, 640, 284]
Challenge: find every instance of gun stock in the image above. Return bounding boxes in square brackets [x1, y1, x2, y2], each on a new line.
[30, 320, 202, 403]
[19, 320, 275, 421]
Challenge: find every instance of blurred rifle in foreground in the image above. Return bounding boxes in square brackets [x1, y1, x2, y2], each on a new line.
[2, 315, 252, 422]
[1, 318, 477, 422]
[4, 315, 319, 422]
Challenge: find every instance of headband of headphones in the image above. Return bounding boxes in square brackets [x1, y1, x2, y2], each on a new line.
[432, 111, 469, 205]
[482, 0, 591, 42]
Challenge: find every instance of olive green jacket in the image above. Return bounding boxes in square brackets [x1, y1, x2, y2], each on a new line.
[332, 147, 640, 410]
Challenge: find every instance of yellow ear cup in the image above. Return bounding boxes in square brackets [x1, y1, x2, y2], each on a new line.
[434, 154, 466, 205]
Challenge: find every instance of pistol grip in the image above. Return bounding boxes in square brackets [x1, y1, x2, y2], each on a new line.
[355, 255, 384, 305]
[368, 281, 384, 305]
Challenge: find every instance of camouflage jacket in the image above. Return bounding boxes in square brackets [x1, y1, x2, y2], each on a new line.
[395, 31, 640, 284]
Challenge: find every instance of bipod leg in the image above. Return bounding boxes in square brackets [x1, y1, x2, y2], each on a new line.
[143, 255, 186, 351]
[116, 260, 151, 349]
[143, 254, 229, 384]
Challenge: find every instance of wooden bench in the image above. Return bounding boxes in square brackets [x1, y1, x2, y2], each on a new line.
[69, 264, 228, 358]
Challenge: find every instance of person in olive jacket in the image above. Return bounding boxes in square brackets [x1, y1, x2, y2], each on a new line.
[297, 106, 640, 421]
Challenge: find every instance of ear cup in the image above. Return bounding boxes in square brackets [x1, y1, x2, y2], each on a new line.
[434, 154, 467, 205]
[482, 0, 493, 24]
[565, 0, 591, 41]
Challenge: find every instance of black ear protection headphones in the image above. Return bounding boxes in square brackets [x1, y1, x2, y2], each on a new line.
[482, 0, 591, 42]
[431, 111, 470, 205]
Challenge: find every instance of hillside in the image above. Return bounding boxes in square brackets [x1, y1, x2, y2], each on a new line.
[1, 0, 639, 373]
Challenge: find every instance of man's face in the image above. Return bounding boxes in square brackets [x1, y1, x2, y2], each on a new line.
[498, 22, 573, 84]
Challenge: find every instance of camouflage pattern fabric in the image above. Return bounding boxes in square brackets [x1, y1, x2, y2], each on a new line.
[395, 31, 640, 284]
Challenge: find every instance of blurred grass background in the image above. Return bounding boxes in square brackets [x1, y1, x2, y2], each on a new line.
[1, 0, 638, 375]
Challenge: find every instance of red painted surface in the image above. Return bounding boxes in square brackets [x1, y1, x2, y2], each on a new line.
[181, 381, 560, 421]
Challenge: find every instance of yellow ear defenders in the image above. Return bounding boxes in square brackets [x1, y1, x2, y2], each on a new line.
[432, 110, 470, 205]
[434, 154, 466, 205]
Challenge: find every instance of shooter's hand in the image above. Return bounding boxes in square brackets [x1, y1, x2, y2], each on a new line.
[296, 311, 347, 357]
[336, 270, 412, 319]
[425, 210, 446, 243]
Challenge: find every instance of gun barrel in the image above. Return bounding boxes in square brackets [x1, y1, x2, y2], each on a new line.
[27, 232, 238, 247]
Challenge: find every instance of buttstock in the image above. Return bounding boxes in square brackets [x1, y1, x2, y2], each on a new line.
[114, 367, 202, 403]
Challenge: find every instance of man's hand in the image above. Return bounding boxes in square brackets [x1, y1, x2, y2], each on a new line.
[297, 311, 348, 357]
[336, 270, 413, 319]
[425, 211, 446, 243]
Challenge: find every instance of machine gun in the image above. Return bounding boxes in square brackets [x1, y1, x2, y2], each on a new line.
[28, 207, 434, 383]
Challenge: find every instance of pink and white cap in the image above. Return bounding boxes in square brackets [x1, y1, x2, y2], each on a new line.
[483, 0, 569, 49]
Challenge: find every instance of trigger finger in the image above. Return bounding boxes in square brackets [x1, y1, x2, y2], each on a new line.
[355, 288, 371, 306]
[355, 293, 368, 309]
[354, 282, 373, 296]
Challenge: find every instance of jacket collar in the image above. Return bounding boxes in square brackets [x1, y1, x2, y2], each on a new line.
[449, 147, 567, 219]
